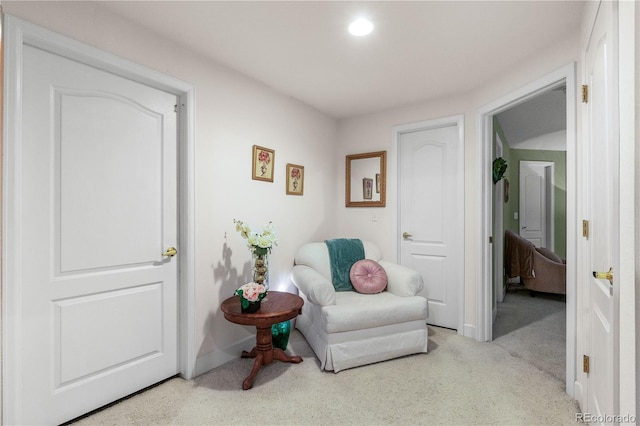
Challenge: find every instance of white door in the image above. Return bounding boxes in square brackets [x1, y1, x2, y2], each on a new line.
[519, 160, 554, 248]
[9, 43, 179, 424]
[399, 120, 463, 330]
[581, 0, 617, 419]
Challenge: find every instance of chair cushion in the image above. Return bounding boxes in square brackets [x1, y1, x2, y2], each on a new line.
[536, 247, 562, 263]
[323, 292, 428, 333]
[350, 259, 387, 294]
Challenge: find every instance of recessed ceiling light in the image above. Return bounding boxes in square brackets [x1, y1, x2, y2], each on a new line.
[349, 18, 374, 36]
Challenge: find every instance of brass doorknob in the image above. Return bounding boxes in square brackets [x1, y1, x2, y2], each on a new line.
[402, 232, 413, 239]
[593, 267, 613, 284]
[162, 246, 178, 257]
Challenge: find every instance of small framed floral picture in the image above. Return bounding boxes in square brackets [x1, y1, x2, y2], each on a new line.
[286, 163, 304, 195]
[252, 145, 275, 182]
[363, 178, 373, 200]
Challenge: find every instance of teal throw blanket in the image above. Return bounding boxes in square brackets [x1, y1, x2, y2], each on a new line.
[325, 238, 365, 292]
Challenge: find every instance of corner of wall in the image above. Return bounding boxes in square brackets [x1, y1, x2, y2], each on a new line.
[193, 335, 255, 378]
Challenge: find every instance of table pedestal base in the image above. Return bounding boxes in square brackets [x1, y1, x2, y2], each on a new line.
[240, 325, 303, 390]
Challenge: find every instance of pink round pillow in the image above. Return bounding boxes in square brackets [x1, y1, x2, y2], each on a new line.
[349, 259, 388, 294]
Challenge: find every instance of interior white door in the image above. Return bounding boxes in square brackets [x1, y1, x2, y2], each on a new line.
[399, 122, 463, 330]
[12, 43, 179, 424]
[582, 0, 617, 419]
[519, 160, 553, 248]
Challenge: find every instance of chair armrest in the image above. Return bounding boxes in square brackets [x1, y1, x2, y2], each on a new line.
[523, 252, 566, 294]
[291, 265, 336, 306]
[378, 260, 424, 296]
[533, 253, 567, 278]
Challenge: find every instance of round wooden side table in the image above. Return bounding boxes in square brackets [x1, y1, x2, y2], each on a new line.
[220, 291, 304, 390]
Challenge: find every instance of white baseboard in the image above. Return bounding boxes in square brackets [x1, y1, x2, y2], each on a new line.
[573, 381, 584, 411]
[193, 335, 255, 378]
[463, 323, 476, 339]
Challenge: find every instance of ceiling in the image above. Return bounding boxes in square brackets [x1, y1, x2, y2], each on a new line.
[99, 0, 585, 120]
[496, 86, 567, 151]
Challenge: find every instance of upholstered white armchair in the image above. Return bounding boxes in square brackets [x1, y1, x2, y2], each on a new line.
[291, 240, 429, 372]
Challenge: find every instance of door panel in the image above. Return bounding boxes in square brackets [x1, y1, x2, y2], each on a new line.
[58, 92, 162, 271]
[415, 255, 446, 302]
[15, 43, 179, 425]
[399, 123, 463, 329]
[56, 283, 163, 385]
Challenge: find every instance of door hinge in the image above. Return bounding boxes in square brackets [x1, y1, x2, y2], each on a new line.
[174, 104, 178, 113]
[489, 236, 493, 244]
[582, 85, 588, 103]
[583, 354, 590, 374]
[582, 220, 589, 238]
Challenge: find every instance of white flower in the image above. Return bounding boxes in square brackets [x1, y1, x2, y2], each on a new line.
[233, 219, 278, 255]
[234, 220, 251, 238]
[256, 235, 272, 248]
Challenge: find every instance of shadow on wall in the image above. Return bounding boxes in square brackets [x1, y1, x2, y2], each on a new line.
[214, 239, 252, 298]
[197, 239, 253, 358]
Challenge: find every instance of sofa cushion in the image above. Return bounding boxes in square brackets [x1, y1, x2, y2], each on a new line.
[350, 259, 387, 294]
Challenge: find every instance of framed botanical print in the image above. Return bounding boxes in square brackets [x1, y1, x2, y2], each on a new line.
[363, 178, 373, 200]
[286, 163, 304, 195]
[252, 145, 275, 182]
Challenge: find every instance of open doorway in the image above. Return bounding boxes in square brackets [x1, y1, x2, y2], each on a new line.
[492, 88, 567, 383]
[477, 63, 577, 397]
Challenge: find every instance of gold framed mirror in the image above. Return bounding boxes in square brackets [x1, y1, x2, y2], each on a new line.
[346, 151, 386, 207]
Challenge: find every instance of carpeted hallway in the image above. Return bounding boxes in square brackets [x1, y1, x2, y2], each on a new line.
[71, 295, 579, 426]
[493, 288, 567, 382]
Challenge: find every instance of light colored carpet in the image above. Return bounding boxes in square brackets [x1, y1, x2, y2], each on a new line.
[72, 324, 580, 425]
[493, 289, 566, 381]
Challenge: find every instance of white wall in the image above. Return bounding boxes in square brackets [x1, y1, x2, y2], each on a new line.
[1, 0, 584, 371]
[336, 32, 580, 334]
[1, 1, 339, 374]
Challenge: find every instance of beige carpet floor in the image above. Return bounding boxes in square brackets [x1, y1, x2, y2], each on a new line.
[72, 321, 580, 425]
[492, 288, 566, 382]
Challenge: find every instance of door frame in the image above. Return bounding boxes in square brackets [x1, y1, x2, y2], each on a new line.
[615, 0, 638, 416]
[476, 63, 577, 396]
[1, 15, 196, 423]
[493, 134, 505, 308]
[391, 114, 465, 335]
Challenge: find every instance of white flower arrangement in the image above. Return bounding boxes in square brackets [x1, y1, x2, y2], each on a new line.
[233, 219, 279, 257]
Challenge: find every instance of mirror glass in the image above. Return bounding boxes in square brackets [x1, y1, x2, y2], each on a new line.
[346, 151, 386, 207]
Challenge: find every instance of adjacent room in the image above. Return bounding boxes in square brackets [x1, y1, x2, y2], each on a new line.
[491, 86, 568, 383]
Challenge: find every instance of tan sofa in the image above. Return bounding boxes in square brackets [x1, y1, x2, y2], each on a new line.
[504, 229, 566, 295]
